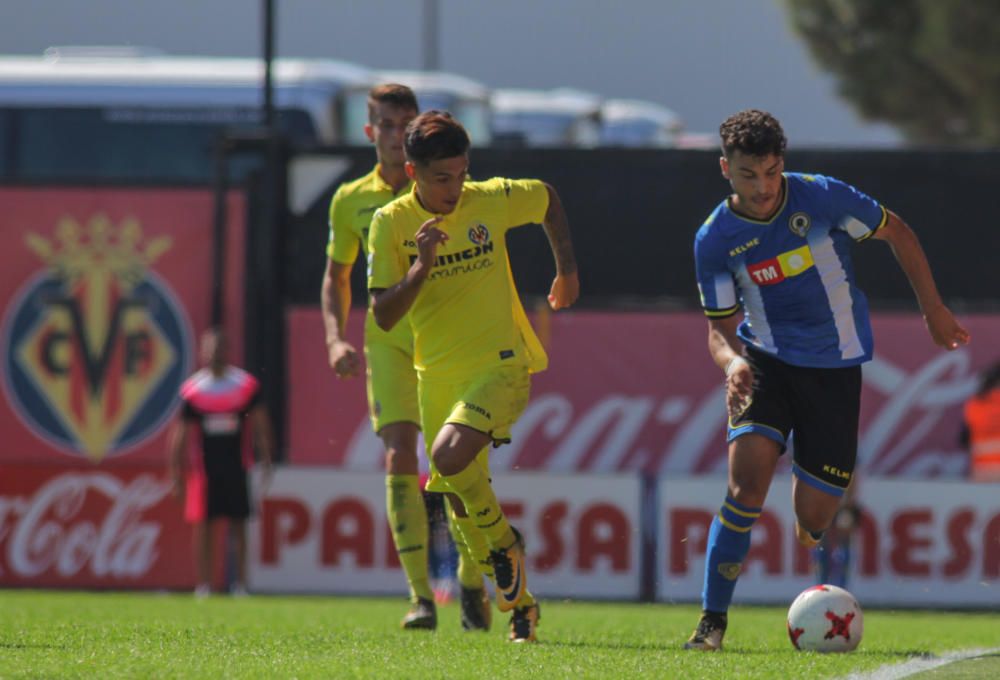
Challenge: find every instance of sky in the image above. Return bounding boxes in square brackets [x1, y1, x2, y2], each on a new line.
[0, 0, 902, 147]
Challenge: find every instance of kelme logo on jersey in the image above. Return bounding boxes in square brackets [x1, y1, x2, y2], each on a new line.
[789, 212, 811, 237]
[468, 223, 490, 246]
[746, 245, 814, 286]
[2, 215, 191, 461]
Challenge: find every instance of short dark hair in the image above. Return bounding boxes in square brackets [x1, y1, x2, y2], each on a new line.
[719, 109, 787, 158]
[404, 111, 470, 165]
[367, 83, 419, 123]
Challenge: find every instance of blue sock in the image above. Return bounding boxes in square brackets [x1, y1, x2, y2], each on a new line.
[702, 495, 761, 613]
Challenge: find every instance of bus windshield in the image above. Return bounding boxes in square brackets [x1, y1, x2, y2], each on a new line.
[3, 106, 316, 182]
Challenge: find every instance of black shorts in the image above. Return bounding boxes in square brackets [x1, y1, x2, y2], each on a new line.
[206, 470, 251, 520]
[728, 346, 861, 495]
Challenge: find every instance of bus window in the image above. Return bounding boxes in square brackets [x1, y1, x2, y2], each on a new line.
[10, 106, 316, 182]
[341, 89, 372, 146]
[345, 70, 493, 147]
[0, 52, 373, 179]
[600, 99, 683, 148]
[491, 88, 602, 148]
[0, 109, 9, 176]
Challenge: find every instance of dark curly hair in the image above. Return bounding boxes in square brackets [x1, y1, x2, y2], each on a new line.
[404, 110, 470, 165]
[719, 109, 787, 159]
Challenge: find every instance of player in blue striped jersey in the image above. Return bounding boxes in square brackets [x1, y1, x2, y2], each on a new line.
[684, 109, 969, 651]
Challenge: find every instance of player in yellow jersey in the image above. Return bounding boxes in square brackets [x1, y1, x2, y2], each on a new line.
[320, 86, 490, 632]
[368, 111, 579, 642]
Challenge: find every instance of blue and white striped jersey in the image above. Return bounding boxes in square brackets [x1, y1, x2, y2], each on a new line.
[694, 173, 888, 368]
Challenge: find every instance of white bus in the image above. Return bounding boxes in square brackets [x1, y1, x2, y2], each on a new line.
[600, 98, 683, 148]
[0, 47, 373, 181]
[490, 88, 603, 148]
[341, 69, 492, 147]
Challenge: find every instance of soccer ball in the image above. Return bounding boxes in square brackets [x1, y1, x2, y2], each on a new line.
[787, 584, 863, 652]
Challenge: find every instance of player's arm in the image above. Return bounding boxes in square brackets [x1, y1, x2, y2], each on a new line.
[371, 216, 447, 331]
[707, 314, 752, 418]
[249, 402, 275, 487]
[540, 183, 579, 310]
[166, 416, 189, 500]
[873, 211, 970, 350]
[321, 257, 361, 378]
[322, 189, 363, 378]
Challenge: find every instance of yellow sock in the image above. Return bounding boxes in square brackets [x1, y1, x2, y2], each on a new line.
[445, 497, 494, 584]
[441, 463, 515, 549]
[386, 474, 432, 602]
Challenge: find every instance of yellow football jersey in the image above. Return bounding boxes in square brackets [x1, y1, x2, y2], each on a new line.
[327, 165, 413, 351]
[367, 177, 549, 379]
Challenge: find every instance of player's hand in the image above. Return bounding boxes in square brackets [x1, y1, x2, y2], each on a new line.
[260, 462, 274, 496]
[725, 356, 754, 420]
[327, 339, 361, 378]
[548, 272, 579, 310]
[414, 217, 448, 272]
[924, 305, 970, 350]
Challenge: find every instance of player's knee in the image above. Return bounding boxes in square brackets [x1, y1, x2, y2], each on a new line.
[729, 480, 769, 509]
[384, 446, 418, 475]
[431, 447, 461, 476]
[795, 506, 835, 535]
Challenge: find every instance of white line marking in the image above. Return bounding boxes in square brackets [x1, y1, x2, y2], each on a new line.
[845, 647, 1000, 680]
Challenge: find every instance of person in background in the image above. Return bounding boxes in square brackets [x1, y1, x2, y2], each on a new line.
[960, 360, 1000, 482]
[168, 327, 274, 597]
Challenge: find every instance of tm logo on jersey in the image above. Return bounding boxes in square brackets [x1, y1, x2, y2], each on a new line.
[747, 245, 814, 286]
[2, 215, 191, 461]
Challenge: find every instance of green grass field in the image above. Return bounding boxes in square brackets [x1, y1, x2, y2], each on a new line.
[0, 590, 996, 679]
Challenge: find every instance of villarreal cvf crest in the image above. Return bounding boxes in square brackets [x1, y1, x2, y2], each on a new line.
[2, 215, 192, 461]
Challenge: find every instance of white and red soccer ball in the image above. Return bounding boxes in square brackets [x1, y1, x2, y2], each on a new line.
[787, 584, 863, 652]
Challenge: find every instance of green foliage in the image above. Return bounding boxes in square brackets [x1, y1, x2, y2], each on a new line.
[783, 0, 1000, 145]
[1, 591, 998, 678]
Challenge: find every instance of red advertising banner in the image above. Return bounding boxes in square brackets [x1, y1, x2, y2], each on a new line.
[0, 188, 245, 466]
[658, 477, 1000, 608]
[249, 468, 642, 599]
[0, 463, 195, 589]
[287, 308, 1000, 478]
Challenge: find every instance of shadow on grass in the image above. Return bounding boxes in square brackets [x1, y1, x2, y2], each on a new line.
[543, 639, 935, 658]
[0, 642, 70, 650]
[851, 649, 936, 659]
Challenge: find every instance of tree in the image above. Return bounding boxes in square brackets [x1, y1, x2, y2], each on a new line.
[783, 0, 1000, 146]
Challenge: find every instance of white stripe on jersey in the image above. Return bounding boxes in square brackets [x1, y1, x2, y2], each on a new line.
[807, 231, 865, 359]
[713, 273, 737, 309]
[840, 215, 871, 240]
[734, 267, 774, 350]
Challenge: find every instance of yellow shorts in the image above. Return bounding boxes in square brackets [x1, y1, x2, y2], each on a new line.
[419, 364, 531, 492]
[364, 340, 420, 434]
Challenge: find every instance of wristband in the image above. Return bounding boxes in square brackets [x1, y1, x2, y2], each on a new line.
[725, 356, 747, 378]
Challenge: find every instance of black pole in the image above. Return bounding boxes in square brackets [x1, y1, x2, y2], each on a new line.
[423, 0, 439, 71]
[209, 138, 230, 328]
[252, 0, 287, 460]
[263, 0, 275, 132]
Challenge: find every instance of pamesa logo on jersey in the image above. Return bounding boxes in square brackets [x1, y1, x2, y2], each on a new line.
[468, 223, 491, 246]
[2, 215, 191, 461]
